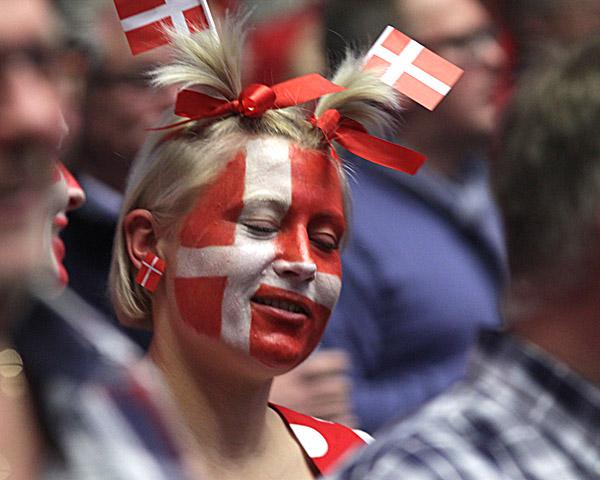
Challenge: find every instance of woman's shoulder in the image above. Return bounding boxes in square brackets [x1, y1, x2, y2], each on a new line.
[270, 403, 373, 475]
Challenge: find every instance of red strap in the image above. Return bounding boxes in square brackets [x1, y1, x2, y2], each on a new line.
[312, 109, 426, 175]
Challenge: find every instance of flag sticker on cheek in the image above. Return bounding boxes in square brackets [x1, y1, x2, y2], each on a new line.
[173, 138, 344, 366]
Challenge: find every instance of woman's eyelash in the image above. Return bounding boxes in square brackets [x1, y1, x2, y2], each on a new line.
[249, 225, 276, 233]
[312, 235, 339, 251]
[243, 222, 278, 235]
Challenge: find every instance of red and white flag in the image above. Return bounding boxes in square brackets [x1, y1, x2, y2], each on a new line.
[364, 26, 463, 111]
[114, 0, 217, 55]
[136, 253, 166, 292]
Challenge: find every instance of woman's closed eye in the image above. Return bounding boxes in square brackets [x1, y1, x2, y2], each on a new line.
[311, 231, 340, 252]
[243, 219, 279, 237]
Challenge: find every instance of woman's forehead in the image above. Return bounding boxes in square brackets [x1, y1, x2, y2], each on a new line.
[185, 137, 345, 218]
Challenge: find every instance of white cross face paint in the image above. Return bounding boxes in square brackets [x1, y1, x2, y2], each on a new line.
[171, 137, 346, 369]
[42, 162, 85, 290]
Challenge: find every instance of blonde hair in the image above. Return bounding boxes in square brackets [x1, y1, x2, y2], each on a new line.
[110, 16, 401, 329]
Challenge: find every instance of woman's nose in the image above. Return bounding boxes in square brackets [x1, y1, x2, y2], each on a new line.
[272, 259, 317, 282]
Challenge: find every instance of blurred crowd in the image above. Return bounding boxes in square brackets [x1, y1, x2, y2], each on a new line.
[2, 0, 600, 478]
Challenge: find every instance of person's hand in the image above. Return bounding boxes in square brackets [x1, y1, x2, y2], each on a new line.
[270, 349, 357, 427]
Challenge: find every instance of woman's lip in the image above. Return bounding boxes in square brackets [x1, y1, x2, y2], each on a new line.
[53, 213, 68, 230]
[251, 302, 308, 327]
[52, 235, 65, 263]
[251, 285, 314, 320]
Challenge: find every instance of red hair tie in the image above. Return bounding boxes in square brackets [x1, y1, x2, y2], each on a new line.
[310, 109, 426, 175]
[155, 74, 345, 130]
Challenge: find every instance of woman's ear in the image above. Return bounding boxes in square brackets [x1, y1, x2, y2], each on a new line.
[123, 209, 160, 270]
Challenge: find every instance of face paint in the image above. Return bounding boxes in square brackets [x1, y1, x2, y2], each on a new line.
[172, 137, 346, 369]
[42, 162, 85, 288]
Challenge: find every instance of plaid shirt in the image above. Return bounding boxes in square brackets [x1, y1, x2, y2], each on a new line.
[14, 289, 196, 479]
[328, 330, 600, 480]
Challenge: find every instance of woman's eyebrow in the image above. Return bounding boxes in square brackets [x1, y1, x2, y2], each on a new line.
[241, 196, 290, 215]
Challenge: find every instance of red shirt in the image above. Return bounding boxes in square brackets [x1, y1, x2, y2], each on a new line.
[270, 403, 372, 476]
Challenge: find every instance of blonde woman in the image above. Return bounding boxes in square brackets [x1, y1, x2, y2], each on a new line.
[110, 19, 421, 479]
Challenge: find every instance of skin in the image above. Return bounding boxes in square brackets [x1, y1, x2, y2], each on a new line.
[125, 136, 347, 479]
[396, 0, 506, 178]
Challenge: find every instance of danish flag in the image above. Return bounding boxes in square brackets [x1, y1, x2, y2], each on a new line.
[114, 0, 217, 55]
[136, 253, 166, 292]
[365, 26, 464, 111]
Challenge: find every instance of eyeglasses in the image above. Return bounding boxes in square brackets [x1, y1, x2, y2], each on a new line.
[422, 27, 500, 61]
[0, 43, 60, 80]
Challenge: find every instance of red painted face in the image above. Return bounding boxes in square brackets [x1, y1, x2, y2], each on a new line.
[170, 137, 346, 369]
[44, 162, 85, 288]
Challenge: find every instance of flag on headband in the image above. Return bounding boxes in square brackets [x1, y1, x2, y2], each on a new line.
[364, 26, 463, 111]
[114, 0, 217, 55]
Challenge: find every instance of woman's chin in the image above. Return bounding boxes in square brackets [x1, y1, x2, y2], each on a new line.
[248, 336, 314, 372]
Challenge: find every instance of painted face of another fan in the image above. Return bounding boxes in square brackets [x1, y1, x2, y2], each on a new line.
[170, 137, 346, 370]
[42, 162, 85, 289]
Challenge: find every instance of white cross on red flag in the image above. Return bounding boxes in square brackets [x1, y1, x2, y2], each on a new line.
[364, 26, 464, 111]
[136, 253, 165, 292]
[114, 0, 216, 55]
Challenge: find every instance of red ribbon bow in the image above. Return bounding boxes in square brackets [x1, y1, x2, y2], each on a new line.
[157, 74, 345, 130]
[311, 109, 426, 175]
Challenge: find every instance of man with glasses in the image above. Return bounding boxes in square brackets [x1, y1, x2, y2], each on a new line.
[320, 0, 507, 433]
[329, 34, 600, 480]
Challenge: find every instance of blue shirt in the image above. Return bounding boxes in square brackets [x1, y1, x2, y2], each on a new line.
[322, 157, 506, 433]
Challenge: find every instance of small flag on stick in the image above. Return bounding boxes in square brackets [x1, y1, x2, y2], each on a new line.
[365, 26, 463, 111]
[114, 0, 217, 55]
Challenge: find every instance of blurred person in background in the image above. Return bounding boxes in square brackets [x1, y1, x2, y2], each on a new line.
[479, 0, 600, 106]
[317, 0, 507, 433]
[244, 0, 326, 83]
[483, 0, 600, 78]
[328, 33, 600, 480]
[58, 0, 177, 347]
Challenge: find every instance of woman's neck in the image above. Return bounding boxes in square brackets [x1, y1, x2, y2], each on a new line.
[148, 322, 316, 479]
[149, 330, 271, 452]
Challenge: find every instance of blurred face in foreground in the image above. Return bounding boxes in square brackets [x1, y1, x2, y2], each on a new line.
[165, 137, 346, 374]
[0, 0, 64, 297]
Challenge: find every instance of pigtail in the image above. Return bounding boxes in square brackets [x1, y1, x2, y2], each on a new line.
[315, 53, 402, 138]
[151, 16, 245, 100]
